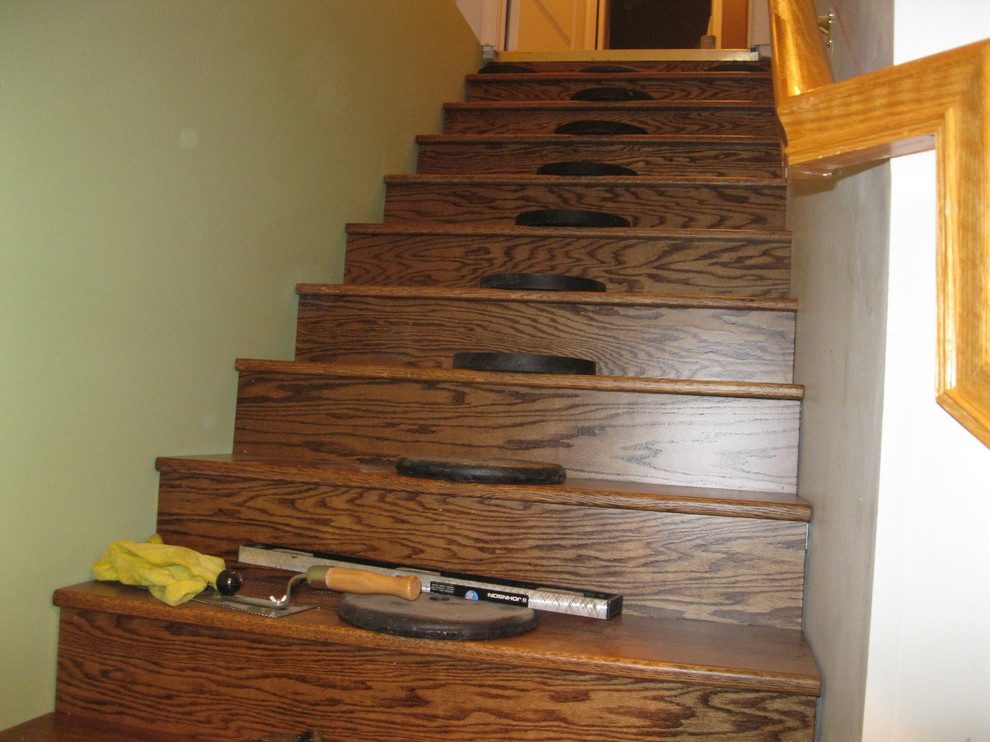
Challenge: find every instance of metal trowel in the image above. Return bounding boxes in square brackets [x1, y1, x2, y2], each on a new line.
[192, 587, 316, 619]
[195, 566, 422, 619]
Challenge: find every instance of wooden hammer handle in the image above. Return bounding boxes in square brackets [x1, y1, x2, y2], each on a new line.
[306, 565, 421, 601]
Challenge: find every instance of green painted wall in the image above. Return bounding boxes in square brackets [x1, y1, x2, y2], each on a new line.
[0, 0, 479, 728]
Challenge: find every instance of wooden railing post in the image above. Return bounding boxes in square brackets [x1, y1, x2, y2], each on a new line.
[768, 0, 832, 104]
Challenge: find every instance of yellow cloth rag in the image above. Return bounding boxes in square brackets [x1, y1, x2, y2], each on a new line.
[93, 534, 225, 606]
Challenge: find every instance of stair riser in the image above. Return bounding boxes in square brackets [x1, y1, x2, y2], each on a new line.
[294, 295, 796, 383]
[157, 470, 807, 627]
[233, 371, 800, 492]
[344, 230, 792, 297]
[55, 609, 816, 741]
[416, 140, 783, 178]
[443, 106, 779, 136]
[383, 180, 786, 231]
[466, 77, 773, 103]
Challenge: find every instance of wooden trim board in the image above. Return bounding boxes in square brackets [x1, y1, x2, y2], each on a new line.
[770, 0, 990, 448]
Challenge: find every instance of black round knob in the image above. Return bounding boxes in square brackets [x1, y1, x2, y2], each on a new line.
[216, 569, 243, 596]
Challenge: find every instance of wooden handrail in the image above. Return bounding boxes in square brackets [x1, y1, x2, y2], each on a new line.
[768, 0, 833, 103]
[769, 0, 990, 449]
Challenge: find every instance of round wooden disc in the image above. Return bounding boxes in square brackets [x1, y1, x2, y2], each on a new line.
[480, 272, 606, 293]
[339, 593, 538, 641]
[578, 64, 637, 73]
[710, 61, 763, 71]
[570, 86, 652, 101]
[536, 161, 637, 176]
[554, 120, 648, 136]
[395, 454, 566, 484]
[515, 208, 631, 228]
[453, 351, 597, 376]
[476, 63, 535, 74]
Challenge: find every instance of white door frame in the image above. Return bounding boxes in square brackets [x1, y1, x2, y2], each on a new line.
[454, 0, 509, 48]
[505, 0, 607, 51]
[462, 0, 762, 52]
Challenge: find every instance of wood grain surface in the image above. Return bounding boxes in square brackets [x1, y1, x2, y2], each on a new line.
[344, 223, 792, 297]
[485, 58, 770, 72]
[233, 359, 804, 398]
[768, 0, 833, 105]
[416, 134, 783, 178]
[56, 612, 816, 741]
[465, 73, 774, 102]
[29, 50, 825, 742]
[156, 466, 807, 627]
[443, 101, 780, 136]
[55, 581, 821, 690]
[52, 583, 817, 741]
[0, 714, 204, 742]
[297, 283, 797, 311]
[293, 289, 796, 382]
[155, 454, 812, 521]
[382, 175, 787, 230]
[231, 360, 801, 492]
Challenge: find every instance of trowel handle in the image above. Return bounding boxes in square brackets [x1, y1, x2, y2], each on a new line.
[306, 565, 421, 601]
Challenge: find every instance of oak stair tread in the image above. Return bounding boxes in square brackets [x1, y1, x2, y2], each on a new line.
[294, 285, 796, 382]
[445, 100, 776, 112]
[346, 221, 791, 241]
[466, 71, 774, 82]
[296, 282, 797, 312]
[385, 173, 785, 186]
[343, 223, 792, 296]
[52, 579, 821, 696]
[232, 361, 801, 492]
[382, 176, 787, 230]
[233, 358, 804, 400]
[155, 453, 811, 522]
[416, 132, 781, 146]
[442, 101, 779, 137]
[464, 75, 773, 103]
[0, 713, 203, 742]
[415, 134, 783, 178]
[485, 56, 765, 70]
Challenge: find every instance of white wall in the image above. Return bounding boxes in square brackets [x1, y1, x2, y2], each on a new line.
[456, 0, 504, 46]
[862, 2, 990, 739]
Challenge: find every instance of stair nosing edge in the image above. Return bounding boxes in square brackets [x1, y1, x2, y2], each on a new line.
[464, 72, 774, 82]
[415, 133, 782, 145]
[382, 173, 786, 187]
[295, 283, 797, 312]
[155, 454, 810, 522]
[443, 100, 777, 111]
[344, 222, 793, 241]
[233, 359, 804, 401]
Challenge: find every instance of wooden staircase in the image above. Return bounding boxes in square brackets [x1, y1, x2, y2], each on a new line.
[8, 56, 821, 741]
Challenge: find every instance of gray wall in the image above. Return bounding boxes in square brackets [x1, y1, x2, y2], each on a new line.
[789, 0, 893, 738]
